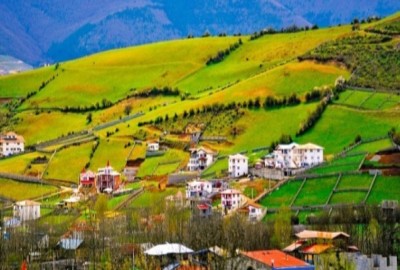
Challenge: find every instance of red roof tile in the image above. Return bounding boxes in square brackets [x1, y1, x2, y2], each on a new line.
[242, 250, 309, 268]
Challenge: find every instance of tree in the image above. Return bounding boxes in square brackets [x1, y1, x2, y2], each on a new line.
[95, 194, 108, 220]
[86, 113, 92, 124]
[124, 104, 133, 115]
[272, 206, 292, 248]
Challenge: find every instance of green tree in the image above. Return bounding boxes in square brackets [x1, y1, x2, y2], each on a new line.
[124, 104, 133, 115]
[86, 113, 92, 124]
[95, 194, 108, 219]
[272, 206, 292, 248]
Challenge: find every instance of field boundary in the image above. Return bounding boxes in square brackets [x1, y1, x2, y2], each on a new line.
[290, 178, 306, 207]
[326, 174, 342, 205]
[364, 171, 378, 203]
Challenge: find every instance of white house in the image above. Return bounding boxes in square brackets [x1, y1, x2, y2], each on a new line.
[186, 180, 213, 199]
[0, 132, 24, 157]
[228, 154, 248, 177]
[221, 189, 243, 212]
[147, 140, 160, 152]
[14, 200, 41, 222]
[271, 142, 323, 170]
[187, 147, 216, 171]
[239, 201, 266, 221]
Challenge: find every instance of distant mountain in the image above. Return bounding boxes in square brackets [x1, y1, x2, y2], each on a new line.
[0, 55, 32, 75]
[1, 0, 399, 65]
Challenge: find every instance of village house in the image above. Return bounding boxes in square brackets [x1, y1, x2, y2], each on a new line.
[186, 180, 213, 198]
[0, 132, 24, 157]
[283, 230, 353, 265]
[13, 200, 41, 222]
[187, 146, 216, 171]
[96, 161, 121, 193]
[266, 143, 323, 175]
[186, 180, 228, 199]
[79, 168, 96, 188]
[221, 189, 244, 212]
[228, 153, 248, 177]
[238, 249, 314, 270]
[238, 201, 266, 221]
[195, 202, 213, 218]
[147, 140, 160, 152]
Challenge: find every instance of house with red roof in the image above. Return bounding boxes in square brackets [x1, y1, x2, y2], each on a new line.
[79, 168, 96, 188]
[96, 161, 121, 193]
[239, 250, 314, 270]
[283, 230, 354, 265]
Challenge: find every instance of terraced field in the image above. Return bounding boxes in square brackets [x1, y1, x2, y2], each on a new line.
[0, 178, 58, 201]
[293, 176, 337, 206]
[260, 180, 303, 208]
[335, 90, 400, 110]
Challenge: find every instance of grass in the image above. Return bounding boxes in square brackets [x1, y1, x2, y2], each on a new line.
[259, 180, 303, 208]
[328, 154, 365, 165]
[335, 90, 399, 110]
[330, 191, 367, 205]
[194, 61, 349, 103]
[108, 194, 130, 209]
[137, 149, 187, 177]
[362, 92, 393, 110]
[176, 26, 351, 95]
[12, 111, 87, 145]
[367, 176, 400, 204]
[89, 137, 132, 173]
[202, 158, 228, 177]
[293, 176, 337, 206]
[0, 152, 48, 174]
[337, 174, 373, 189]
[224, 103, 318, 154]
[0, 178, 58, 201]
[297, 105, 400, 154]
[0, 66, 55, 97]
[336, 90, 372, 107]
[39, 214, 77, 227]
[348, 138, 393, 154]
[297, 209, 324, 224]
[307, 164, 360, 175]
[45, 142, 93, 182]
[129, 187, 183, 209]
[5, 37, 239, 109]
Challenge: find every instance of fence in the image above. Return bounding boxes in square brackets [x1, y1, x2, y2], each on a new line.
[92, 112, 144, 131]
[168, 172, 199, 185]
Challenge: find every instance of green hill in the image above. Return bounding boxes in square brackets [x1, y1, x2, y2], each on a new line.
[0, 15, 399, 202]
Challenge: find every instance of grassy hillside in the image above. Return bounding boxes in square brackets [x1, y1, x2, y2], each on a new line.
[297, 105, 400, 154]
[0, 37, 239, 108]
[0, 16, 399, 216]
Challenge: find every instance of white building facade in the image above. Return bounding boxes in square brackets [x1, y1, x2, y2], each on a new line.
[0, 132, 24, 157]
[14, 200, 41, 222]
[228, 154, 248, 177]
[147, 141, 159, 152]
[186, 180, 213, 199]
[221, 189, 243, 211]
[272, 143, 323, 169]
[187, 147, 215, 171]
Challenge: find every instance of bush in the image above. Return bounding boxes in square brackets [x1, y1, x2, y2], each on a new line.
[296, 100, 328, 136]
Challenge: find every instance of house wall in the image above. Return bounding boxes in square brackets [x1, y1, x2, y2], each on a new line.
[221, 193, 242, 210]
[229, 157, 248, 177]
[147, 143, 159, 152]
[14, 205, 40, 221]
[0, 140, 24, 156]
[186, 182, 213, 198]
